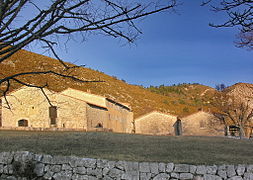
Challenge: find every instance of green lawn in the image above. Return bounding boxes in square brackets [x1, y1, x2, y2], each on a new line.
[0, 130, 252, 165]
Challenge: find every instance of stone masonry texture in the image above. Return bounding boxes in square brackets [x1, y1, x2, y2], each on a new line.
[0, 151, 253, 180]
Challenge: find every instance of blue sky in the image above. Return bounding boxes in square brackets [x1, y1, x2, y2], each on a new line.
[30, 1, 253, 88]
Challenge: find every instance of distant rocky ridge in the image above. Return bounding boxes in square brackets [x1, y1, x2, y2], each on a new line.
[225, 83, 253, 107]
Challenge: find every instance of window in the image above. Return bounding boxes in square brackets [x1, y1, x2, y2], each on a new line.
[199, 120, 205, 128]
[95, 123, 103, 128]
[18, 119, 28, 127]
[49, 106, 57, 125]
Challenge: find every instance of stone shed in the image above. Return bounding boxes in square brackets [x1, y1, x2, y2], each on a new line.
[134, 111, 177, 135]
[181, 111, 225, 136]
[0, 86, 133, 133]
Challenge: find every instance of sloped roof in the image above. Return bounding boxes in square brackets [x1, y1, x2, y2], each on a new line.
[135, 111, 177, 121]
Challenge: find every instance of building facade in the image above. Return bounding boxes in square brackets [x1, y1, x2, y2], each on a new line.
[0, 87, 133, 133]
[181, 111, 225, 136]
[134, 111, 225, 136]
[134, 111, 177, 135]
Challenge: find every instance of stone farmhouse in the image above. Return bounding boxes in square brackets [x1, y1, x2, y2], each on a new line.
[135, 111, 177, 135]
[0, 86, 133, 133]
[134, 111, 225, 136]
[181, 111, 224, 136]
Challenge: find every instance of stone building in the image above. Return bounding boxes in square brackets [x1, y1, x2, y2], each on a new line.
[181, 111, 225, 136]
[134, 111, 225, 136]
[0, 86, 133, 133]
[134, 111, 177, 135]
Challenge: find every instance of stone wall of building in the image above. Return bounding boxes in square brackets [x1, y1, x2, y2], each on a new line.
[0, 151, 252, 180]
[86, 104, 109, 131]
[1, 87, 134, 133]
[106, 99, 133, 133]
[135, 112, 177, 135]
[181, 111, 224, 136]
[1, 87, 87, 130]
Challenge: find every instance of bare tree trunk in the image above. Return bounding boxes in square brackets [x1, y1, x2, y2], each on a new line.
[239, 125, 246, 139]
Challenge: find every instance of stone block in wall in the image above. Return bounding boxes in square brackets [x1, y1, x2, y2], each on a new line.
[203, 174, 222, 180]
[196, 165, 207, 175]
[153, 173, 170, 180]
[139, 162, 150, 173]
[227, 165, 237, 178]
[122, 161, 139, 179]
[206, 165, 217, 175]
[158, 163, 166, 172]
[190, 165, 197, 174]
[227, 176, 243, 180]
[244, 172, 253, 180]
[50, 164, 62, 173]
[52, 171, 72, 180]
[13, 151, 33, 163]
[193, 175, 204, 180]
[0, 152, 14, 164]
[62, 164, 72, 171]
[97, 159, 108, 169]
[150, 162, 159, 174]
[87, 167, 103, 179]
[121, 171, 139, 180]
[73, 167, 86, 175]
[0, 164, 4, 174]
[166, 163, 174, 172]
[34, 163, 45, 176]
[3, 165, 13, 175]
[103, 167, 110, 176]
[116, 160, 126, 170]
[179, 172, 193, 179]
[237, 164, 246, 176]
[33, 154, 43, 162]
[51, 155, 69, 165]
[4, 176, 17, 180]
[41, 154, 53, 164]
[140, 172, 152, 180]
[82, 158, 96, 168]
[171, 172, 179, 179]
[72, 174, 97, 180]
[174, 164, 189, 173]
[43, 170, 54, 180]
[106, 161, 115, 169]
[247, 165, 253, 173]
[217, 169, 227, 179]
[108, 168, 124, 178]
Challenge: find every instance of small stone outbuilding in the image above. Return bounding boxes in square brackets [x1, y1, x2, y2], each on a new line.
[134, 111, 177, 135]
[181, 111, 225, 136]
[0, 86, 133, 133]
[134, 110, 225, 136]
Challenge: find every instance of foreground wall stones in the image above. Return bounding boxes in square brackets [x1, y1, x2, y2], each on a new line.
[1, 151, 253, 180]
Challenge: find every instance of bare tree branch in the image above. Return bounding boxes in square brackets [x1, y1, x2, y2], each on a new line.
[202, 0, 253, 50]
[0, 0, 177, 105]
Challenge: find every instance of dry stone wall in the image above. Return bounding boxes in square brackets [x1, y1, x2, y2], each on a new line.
[0, 151, 253, 180]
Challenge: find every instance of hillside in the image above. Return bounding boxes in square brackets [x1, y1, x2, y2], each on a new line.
[0, 49, 207, 117]
[146, 84, 220, 113]
[1, 49, 249, 118]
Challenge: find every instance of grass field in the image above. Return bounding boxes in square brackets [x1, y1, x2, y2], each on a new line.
[0, 130, 252, 165]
